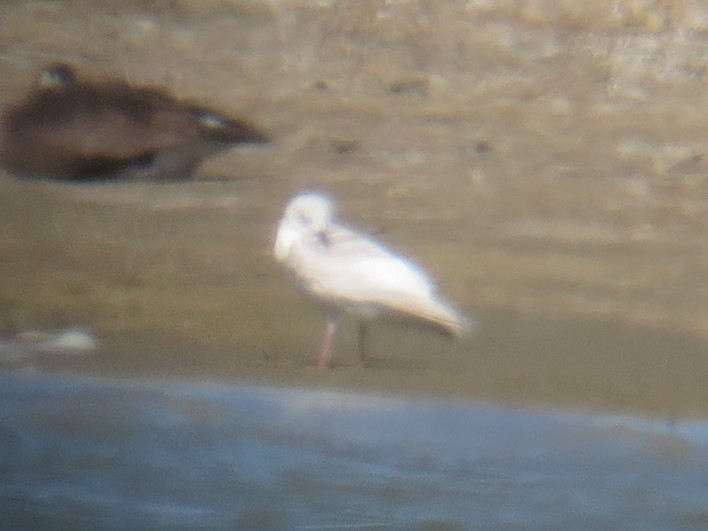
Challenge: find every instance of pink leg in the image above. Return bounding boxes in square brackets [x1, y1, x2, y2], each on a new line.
[358, 322, 369, 366]
[318, 320, 337, 368]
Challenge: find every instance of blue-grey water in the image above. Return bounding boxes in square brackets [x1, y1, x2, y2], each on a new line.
[2, 370, 708, 530]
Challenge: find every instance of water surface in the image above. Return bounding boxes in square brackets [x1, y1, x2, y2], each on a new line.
[2, 370, 708, 530]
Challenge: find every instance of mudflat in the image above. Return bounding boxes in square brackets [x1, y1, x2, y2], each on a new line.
[2, 1, 708, 417]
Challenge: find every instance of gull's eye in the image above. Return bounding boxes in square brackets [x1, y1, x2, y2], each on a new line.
[296, 210, 312, 225]
[317, 230, 331, 248]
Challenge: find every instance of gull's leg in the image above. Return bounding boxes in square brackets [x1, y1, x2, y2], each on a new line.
[357, 321, 369, 366]
[318, 320, 337, 368]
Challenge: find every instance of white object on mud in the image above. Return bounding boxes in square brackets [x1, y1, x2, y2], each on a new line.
[0, 327, 98, 368]
[274, 192, 470, 368]
[17, 328, 98, 354]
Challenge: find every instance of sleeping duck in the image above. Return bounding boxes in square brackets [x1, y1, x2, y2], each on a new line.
[0, 63, 269, 181]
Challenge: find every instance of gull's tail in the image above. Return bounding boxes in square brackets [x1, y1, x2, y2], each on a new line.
[383, 295, 475, 339]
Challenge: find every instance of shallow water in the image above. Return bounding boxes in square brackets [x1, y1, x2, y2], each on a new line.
[2, 369, 708, 530]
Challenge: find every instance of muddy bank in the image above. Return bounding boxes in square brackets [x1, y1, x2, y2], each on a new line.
[2, 1, 708, 416]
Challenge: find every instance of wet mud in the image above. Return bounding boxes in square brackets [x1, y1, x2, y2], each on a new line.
[2, 1, 708, 416]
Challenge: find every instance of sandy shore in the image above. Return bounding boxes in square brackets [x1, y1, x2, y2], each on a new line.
[3, 1, 708, 417]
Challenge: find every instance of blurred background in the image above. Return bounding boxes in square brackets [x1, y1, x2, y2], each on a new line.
[2, 0, 708, 414]
[6, 2, 708, 529]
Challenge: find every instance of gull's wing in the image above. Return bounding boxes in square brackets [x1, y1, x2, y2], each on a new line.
[310, 223, 434, 299]
[289, 223, 468, 336]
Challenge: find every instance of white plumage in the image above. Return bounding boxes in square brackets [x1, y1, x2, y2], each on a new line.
[274, 192, 470, 368]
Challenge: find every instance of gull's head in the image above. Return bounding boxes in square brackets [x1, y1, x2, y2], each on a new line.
[284, 192, 334, 232]
[274, 192, 335, 262]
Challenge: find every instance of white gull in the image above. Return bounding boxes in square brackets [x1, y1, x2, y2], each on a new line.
[274, 192, 470, 368]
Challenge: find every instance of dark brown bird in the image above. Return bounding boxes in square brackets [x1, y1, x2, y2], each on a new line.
[0, 63, 269, 181]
